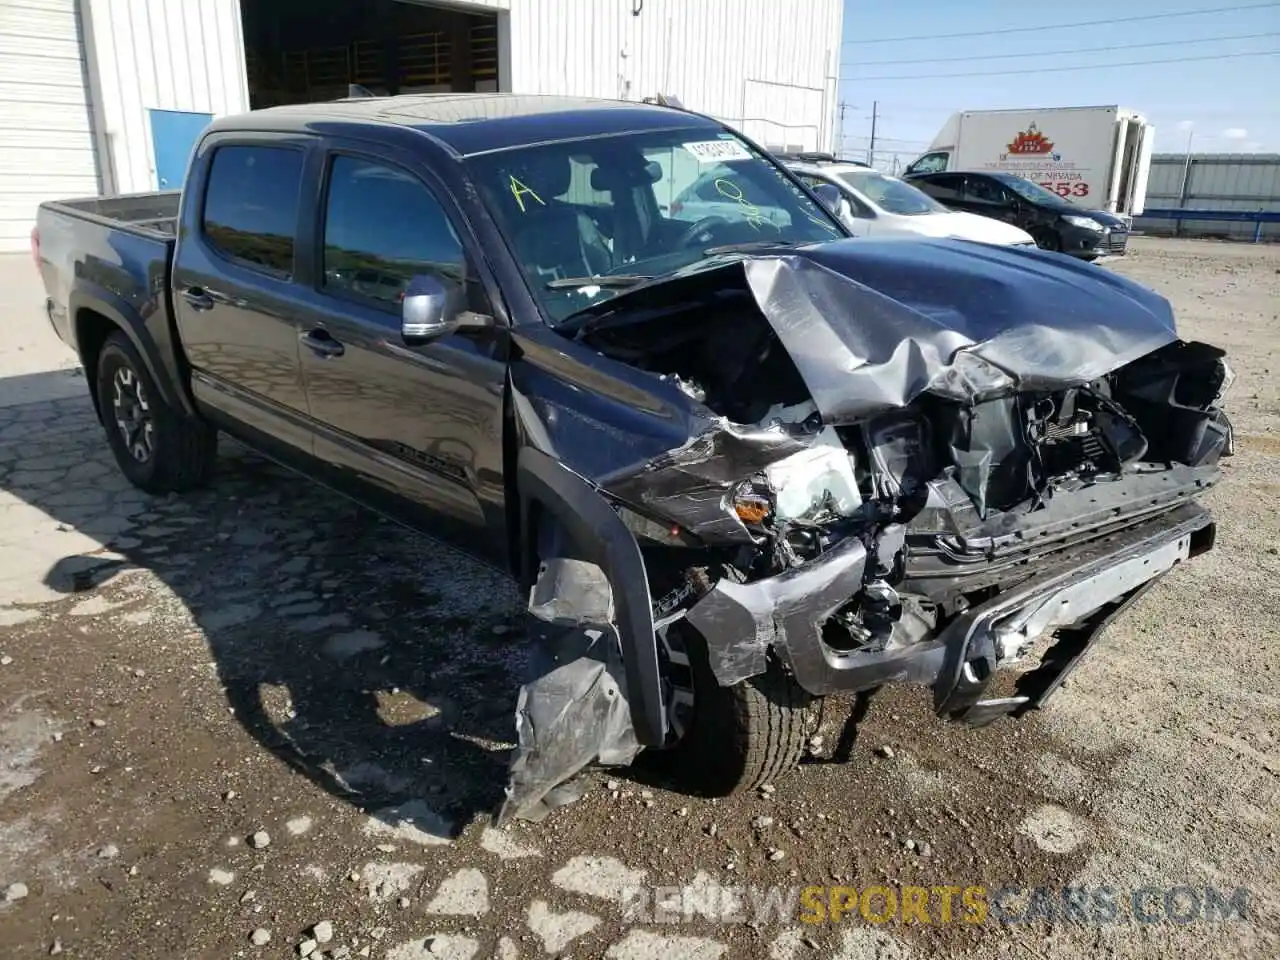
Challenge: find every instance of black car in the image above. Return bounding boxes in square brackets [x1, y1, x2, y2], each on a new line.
[35, 94, 1229, 824]
[904, 170, 1129, 260]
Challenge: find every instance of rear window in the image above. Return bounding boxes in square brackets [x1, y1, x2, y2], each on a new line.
[202, 145, 304, 277]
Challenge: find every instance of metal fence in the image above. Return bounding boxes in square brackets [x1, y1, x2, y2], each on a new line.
[1135, 153, 1280, 241]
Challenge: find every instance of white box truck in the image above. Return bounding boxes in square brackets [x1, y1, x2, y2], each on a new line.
[904, 106, 1155, 223]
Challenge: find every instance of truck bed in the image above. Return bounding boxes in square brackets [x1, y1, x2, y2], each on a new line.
[35, 190, 184, 403]
[42, 190, 181, 238]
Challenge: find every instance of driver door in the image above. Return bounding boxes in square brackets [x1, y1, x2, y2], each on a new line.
[962, 176, 1021, 226]
[294, 147, 508, 560]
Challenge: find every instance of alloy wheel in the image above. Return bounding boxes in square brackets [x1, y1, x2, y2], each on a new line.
[112, 365, 154, 463]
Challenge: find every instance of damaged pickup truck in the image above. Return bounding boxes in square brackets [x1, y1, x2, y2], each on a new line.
[34, 94, 1233, 824]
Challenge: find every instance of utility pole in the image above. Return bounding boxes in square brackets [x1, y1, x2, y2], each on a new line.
[868, 100, 878, 167]
[837, 102, 848, 158]
[1176, 129, 1195, 237]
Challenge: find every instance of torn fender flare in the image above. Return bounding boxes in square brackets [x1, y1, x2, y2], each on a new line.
[516, 445, 666, 746]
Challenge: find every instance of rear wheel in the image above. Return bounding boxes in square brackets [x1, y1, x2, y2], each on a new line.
[656, 621, 815, 795]
[95, 331, 217, 494]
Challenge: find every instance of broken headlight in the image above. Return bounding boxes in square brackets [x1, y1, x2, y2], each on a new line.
[732, 479, 773, 527]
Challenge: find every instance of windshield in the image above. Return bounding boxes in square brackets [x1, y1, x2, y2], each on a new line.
[836, 170, 948, 216]
[997, 175, 1075, 206]
[466, 128, 843, 322]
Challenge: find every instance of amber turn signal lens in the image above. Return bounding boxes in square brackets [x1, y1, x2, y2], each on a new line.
[733, 497, 771, 524]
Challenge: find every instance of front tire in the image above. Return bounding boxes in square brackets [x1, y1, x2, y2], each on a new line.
[95, 331, 217, 494]
[1032, 228, 1062, 252]
[658, 623, 814, 795]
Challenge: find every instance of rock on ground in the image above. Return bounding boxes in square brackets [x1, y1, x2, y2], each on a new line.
[551, 856, 647, 904]
[526, 899, 601, 954]
[603, 930, 726, 960]
[1017, 804, 1090, 854]
[363, 801, 454, 847]
[424, 868, 489, 917]
[385, 935, 480, 960]
[478, 827, 540, 860]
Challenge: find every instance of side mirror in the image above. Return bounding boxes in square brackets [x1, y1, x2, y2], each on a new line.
[811, 182, 843, 215]
[401, 273, 465, 344]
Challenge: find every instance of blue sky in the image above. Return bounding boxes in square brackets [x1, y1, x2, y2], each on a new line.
[836, 0, 1280, 166]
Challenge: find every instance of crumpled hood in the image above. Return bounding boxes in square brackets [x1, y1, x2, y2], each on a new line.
[742, 237, 1177, 422]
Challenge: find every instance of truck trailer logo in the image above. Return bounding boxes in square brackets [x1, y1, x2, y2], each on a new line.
[1006, 122, 1055, 156]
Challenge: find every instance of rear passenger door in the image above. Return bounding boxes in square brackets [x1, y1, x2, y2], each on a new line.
[914, 173, 966, 212]
[172, 136, 314, 456]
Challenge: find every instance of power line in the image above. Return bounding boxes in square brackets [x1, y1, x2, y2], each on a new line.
[843, 134, 930, 146]
[847, 30, 1280, 68]
[841, 2, 1280, 45]
[848, 49, 1280, 82]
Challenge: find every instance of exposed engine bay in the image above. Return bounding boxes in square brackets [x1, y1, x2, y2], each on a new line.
[570, 244, 1233, 662]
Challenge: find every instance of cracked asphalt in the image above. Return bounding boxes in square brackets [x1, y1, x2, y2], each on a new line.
[1, 238, 1278, 959]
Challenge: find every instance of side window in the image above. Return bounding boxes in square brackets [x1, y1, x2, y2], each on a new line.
[919, 174, 964, 202]
[846, 194, 875, 219]
[646, 146, 699, 212]
[202, 145, 304, 277]
[964, 176, 1011, 205]
[321, 156, 465, 308]
[797, 172, 861, 216]
[562, 155, 612, 208]
[908, 152, 949, 175]
[693, 170, 730, 201]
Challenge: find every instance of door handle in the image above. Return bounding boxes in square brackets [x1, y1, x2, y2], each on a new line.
[182, 287, 215, 311]
[300, 329, 345, 359]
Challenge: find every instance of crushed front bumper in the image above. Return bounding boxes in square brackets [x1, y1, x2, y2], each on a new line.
[1064, 224, 1129, 258]
[685, 502, 1214, 722]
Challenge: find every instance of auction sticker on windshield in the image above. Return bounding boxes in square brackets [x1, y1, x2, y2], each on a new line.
[684, 139, 753, 164]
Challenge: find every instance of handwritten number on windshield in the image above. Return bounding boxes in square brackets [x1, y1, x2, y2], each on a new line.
[803, 211, 841, 235]
[712, 178, 779, 233]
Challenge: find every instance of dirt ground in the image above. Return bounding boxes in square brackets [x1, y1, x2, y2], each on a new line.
[1, 237, 1278, 960]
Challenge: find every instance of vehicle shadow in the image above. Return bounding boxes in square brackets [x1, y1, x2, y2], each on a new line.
[1, 377, 525, 835]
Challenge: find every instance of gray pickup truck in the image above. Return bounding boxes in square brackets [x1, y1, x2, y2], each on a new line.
[33, 94, 1233, 822]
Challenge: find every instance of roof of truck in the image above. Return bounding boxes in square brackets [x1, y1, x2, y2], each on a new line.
[207, 93, 724, 157]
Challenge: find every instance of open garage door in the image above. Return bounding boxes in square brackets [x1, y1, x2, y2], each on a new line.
[240, 0, 500, 109]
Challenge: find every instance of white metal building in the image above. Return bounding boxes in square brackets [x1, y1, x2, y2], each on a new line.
[0, 0, 843, 252]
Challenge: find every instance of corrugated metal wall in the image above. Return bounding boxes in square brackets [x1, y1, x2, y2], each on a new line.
[1135, 153, 1280, 241]
[501, 0, 842, 154]
[83, 0, 249, 195]
[0, 0, 101, 252]
[78, 0, 839, 197]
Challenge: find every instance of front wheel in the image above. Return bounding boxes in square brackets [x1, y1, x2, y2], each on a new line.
[656, 622, 815, 795]
[1032, 228, 1062, 252]
[95, 331, 217, 494]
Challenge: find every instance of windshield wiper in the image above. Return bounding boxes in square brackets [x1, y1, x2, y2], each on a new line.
[702, 239, 801, 256]
[544, 275, 654, 290]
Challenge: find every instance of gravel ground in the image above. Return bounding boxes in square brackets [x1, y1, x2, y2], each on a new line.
[1, 238, 1277, 959]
